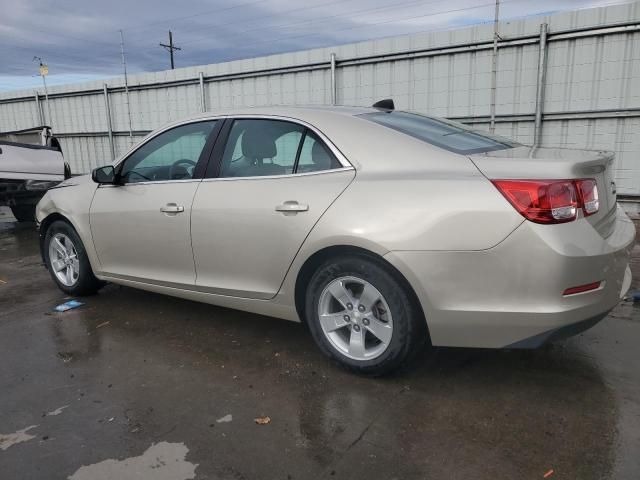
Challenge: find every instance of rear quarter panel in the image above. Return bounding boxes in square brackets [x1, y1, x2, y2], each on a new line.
[276, 121, 524, 312]
[288, 113, 524, 253]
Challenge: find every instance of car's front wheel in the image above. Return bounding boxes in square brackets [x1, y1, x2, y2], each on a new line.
[44, 220, 104, 296]
[305, 254, 427, 375]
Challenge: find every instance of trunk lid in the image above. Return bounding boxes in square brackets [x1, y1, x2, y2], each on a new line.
[470, 146, 617, 236]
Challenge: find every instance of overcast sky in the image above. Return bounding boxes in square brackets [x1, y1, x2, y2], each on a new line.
[0, 0, 627, 92]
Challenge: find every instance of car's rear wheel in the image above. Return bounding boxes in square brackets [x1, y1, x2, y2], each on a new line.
[10, 204, 36, 222]
[305, 254, 426, 375]
[44, 220, 104, 296]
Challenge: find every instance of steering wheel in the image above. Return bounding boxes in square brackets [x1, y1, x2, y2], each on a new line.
[169, 159, 197, 180]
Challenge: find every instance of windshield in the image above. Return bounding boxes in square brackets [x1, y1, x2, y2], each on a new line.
[359, 111, 518, 155]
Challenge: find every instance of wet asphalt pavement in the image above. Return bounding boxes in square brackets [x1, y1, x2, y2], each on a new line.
[0, 206, 639, 480]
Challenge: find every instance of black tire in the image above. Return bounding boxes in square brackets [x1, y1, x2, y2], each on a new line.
[43, 220, 104, 296]
[305, 254, 427, 376]
[10, 204, 36, 222]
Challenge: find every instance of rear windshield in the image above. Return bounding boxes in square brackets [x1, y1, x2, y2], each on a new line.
[359, 111, 517, 155]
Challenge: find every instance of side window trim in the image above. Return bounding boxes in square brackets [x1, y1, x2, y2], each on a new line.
[203, 118, 234, 179]
[292, 128, 307, 174]
[192, 119, 225, 179]
[115, 119, 222, 184]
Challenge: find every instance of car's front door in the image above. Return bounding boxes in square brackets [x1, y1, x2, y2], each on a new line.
[90, 120, 219, 286]
[191, 118, 355, 299]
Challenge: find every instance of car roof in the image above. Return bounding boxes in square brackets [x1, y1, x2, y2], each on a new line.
[176, 105, 377, 123]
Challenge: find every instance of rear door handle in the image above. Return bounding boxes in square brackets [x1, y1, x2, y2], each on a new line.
[160, 203, 184, 214]
[275, 201, 309, 214]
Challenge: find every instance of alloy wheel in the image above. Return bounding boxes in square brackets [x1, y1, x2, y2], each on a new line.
[48, 233, 80, 287]
[318, 276, 393, 361]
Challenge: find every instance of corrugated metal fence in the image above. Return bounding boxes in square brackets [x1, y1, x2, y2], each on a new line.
[1, 2, 639, 196]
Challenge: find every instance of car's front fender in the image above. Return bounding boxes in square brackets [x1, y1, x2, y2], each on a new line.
[36, 175, 101, 273]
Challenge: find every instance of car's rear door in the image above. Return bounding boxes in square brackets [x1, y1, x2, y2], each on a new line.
[90, 120, 220, 286]
[190, 117, 355, 299]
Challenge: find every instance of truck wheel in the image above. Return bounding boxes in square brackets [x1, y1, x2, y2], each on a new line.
[10, 205, 36, 222]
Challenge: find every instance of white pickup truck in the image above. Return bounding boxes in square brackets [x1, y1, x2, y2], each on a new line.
[0, 126, 70, 222]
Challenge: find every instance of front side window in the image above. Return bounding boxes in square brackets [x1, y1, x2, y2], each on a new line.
[359, 111, 517, 155]
[219, 119, 341, 178]
[120, 121, 217, 183]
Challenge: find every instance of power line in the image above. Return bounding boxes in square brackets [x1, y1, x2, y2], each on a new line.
[175, 0, 523, 52]
[122, 0, 276, 33]
[176, 0, 445, 48]
[8, 24, 118, 49]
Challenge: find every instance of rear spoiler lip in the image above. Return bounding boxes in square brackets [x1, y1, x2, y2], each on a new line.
[469, 147, 615, 176]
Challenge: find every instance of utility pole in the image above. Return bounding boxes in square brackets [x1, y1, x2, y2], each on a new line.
[159, 31, 181, 69]
[489, 0, 500, 133]
[33, 56, 52, 126]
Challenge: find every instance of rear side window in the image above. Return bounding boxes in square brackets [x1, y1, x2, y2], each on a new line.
[296, 132, 342, 173]
[360, 111, 517, 155]
[219, 119, 341, 178]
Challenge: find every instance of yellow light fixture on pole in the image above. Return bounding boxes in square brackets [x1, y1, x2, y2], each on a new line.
[33, 56, 52, 127]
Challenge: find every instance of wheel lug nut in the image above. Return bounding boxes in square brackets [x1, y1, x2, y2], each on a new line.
[353, 324, 361, 332]
[358, 305, 366, 312]
[363, 318, 370, 326]
[343, 315, 350, 322]
[346, 303, 353, 310]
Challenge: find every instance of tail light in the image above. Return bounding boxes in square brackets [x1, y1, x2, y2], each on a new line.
[492, 179, 599, 224]
[576, 179, 599, 216]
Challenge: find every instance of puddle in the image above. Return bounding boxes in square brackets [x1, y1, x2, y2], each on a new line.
[47, 405, 69, 416]
[68, 441, 197, 480]
[0, 425, 38, 451]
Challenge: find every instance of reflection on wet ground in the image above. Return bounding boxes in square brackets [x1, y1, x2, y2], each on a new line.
[0, 208, 639, 479]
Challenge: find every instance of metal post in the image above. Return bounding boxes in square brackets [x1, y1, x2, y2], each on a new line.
[103, 84, 115, 161]
[330, 53, 337, 105]
[34, 91, 44, 125]
[534, 23, 549, 147]
[199, 72, 206, 112]
[42, 75, 52, 127]
[119, 30, 133, 140]
[489, 0, 500, 133]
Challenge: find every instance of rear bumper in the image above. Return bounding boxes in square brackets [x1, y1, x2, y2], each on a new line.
[385, 205, 636, 348]
[1, 179, 55, 206]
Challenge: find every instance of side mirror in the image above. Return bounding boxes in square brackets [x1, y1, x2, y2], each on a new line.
[91, 165, 116, 184]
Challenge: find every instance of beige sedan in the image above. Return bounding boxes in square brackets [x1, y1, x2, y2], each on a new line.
[36, 104, 635, 374]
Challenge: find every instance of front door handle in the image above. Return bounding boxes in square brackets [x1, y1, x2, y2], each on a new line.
[160, 203, 184, 214]
[275, 201, 309, 214]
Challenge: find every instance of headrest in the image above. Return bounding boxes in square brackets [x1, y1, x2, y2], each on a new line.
[241, 128, 277, 159]
[312, 141, 332, 169]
